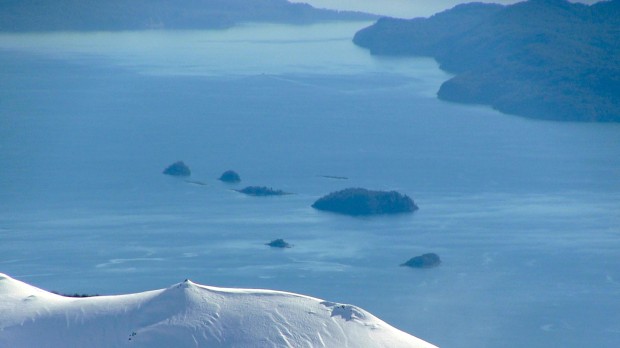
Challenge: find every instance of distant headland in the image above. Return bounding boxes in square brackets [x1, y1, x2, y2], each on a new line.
[0, 0, 375, 32]
[353, 0, 620, 122]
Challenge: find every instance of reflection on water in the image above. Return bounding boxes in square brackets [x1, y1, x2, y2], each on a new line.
[1, 22, 619, 348]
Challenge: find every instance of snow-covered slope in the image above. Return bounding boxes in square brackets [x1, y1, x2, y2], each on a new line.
[0, 273, 437, 347]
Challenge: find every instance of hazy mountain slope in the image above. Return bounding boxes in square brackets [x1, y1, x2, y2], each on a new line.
[353, 0, 620, 122]
[0, 0, 375, 32]
[0, 273, 437, 348]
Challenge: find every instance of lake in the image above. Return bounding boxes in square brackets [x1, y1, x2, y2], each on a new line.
[1, 22, 619, 347]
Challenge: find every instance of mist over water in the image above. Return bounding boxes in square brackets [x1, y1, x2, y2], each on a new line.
[1, 22, 619, 347]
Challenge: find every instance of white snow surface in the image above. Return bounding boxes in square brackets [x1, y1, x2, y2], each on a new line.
[0, 273, 437, 348]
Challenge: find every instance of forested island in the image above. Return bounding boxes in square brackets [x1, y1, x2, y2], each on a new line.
[163, 161, 191, 177]
[219, 170, 241, 183]
[312, 188, 418, 216]
[0, 0, 374, 32]
[353, 0, 620, 122]
[265, 239, 292, 248]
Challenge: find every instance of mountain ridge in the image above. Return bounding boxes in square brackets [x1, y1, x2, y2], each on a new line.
[0, 273, 437, 348]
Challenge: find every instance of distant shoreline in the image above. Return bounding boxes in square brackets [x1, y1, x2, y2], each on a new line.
[0, 0, 376, 33]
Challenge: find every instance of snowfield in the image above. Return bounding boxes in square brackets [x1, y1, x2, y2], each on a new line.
[0, 273, 437, 347]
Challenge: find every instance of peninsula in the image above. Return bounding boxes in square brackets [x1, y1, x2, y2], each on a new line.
[353, 0, 620, 122]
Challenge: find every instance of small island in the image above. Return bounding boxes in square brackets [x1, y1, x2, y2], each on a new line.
[311, 188, 418, 216]
[235, 186, 289, 196]
[319, 175, 349, 180]
[163, 161, 191, 177]
[219, 170, 241, 183]
[184, 180, 207, 186]
[265, 239, 292, 248]
[400, 253, 441, 269]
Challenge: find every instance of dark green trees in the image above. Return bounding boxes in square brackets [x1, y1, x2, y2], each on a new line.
[312, 188, 418, 216]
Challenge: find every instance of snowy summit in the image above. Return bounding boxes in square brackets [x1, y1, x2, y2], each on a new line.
[0, 273, 437, 347]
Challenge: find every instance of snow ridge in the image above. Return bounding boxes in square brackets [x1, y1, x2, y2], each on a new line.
[0, 273, 437, 347]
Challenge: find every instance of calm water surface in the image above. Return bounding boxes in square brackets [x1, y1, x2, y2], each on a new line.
[1, 22, 619, 347]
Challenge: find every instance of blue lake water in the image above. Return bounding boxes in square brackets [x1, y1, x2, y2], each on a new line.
[1, 22, 619, 347]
